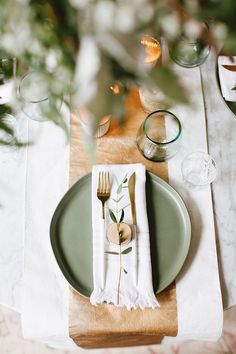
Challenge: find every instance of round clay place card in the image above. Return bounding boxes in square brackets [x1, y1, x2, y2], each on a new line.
[107, 223, 132, 245]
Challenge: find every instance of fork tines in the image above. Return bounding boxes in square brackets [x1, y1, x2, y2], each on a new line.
[97, 171, 110, 195]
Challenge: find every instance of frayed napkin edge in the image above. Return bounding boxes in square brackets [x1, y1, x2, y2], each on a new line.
[90, 288, 160, 310]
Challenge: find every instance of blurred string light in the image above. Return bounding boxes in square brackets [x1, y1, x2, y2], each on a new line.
[140, 35, 161, 65]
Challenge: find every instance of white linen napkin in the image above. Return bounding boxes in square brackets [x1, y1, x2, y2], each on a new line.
[218, 56, 236, 102]
[90, 163, 159, 310]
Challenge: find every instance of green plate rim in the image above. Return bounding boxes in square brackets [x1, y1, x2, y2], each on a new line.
[50, 172, 191, 297]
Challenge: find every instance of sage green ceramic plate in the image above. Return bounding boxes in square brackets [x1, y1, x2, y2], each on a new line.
[216, 56, 236, 118]
[50, 172, 191, 297]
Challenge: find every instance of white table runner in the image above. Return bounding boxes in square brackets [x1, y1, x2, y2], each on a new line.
[20, 107, 77, 349]
[167, 66, 223, 340]
[0, 112, 27, 312]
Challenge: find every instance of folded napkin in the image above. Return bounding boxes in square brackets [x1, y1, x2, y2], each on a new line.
[218, 56, 236, 102]
[90, 163, 159, 310]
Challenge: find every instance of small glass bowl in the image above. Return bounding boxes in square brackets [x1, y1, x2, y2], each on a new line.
[19, 71, 62, 121]
[136, 110, 182, 162]
[75, 107, 111, 138]
[169, 23, 210, 68]
[181, 152, 217, 189]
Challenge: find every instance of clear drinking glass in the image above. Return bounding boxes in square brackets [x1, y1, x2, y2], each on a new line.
[181, 152, 217, 189]
[169, 23, 210, 68]
[19, 71, 62, 121]
[0, 57, 17, 104]
[136, 110, 182, 162]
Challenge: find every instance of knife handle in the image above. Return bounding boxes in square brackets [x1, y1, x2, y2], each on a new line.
[101, 218, 106, 289]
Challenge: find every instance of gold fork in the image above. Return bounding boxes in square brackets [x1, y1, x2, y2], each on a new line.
[97, 171, 111, 289]
[97, 172, 111, 219]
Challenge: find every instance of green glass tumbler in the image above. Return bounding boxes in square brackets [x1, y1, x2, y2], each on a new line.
[136, 110, 182, 162]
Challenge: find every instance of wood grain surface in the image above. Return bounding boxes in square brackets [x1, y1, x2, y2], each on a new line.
[69, 89, 177, 349]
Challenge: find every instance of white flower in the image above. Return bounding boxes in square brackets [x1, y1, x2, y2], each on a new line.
[15, 0, 30, 4]
[69, 0, 93, 9]
[115, 4, 135, 33]
[30, 40, 44, 56]
[183, 20, 202, 40]
[159, 14, 180, 39]
[45, 50, 59, 72]
[137, 4, 154, 23]
[0, 27, 31, 56]
[211, 22, 228, 43]
[94, 1, 116, 31]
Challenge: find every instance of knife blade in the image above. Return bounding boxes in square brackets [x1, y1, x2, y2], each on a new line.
[222, 65, 236, 72]
[128, 172, 138, 285]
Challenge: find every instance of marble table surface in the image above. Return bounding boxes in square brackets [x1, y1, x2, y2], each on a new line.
[200, 52, 236, 309]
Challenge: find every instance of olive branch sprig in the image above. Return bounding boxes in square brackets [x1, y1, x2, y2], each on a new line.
[105, 173, 132, 304]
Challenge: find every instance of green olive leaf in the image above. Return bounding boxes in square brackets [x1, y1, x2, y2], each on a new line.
[119, 209, 124, 223]
[121, 247, 132, 255]
[105, 251, 119, 255]
[122, 173, 128, 183]
[117, 183, 123, 194]
[109, 209, 117, 223]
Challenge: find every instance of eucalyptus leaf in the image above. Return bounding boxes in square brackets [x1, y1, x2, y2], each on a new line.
[109, 209, 117, 223]
[117, 184, 123, 194]
[119, 209, 124, 223]
[122, 267, 128, 274]
[122, 173, 128, 183]
[1, 0, 236, 150]
[121, 247, 132, 255]
[147, 65, 189, 104]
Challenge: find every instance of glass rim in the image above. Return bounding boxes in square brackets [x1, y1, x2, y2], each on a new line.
[141, 34, 160, 44]
[97, 114, 111, 127]
[143, 110, 182, 145]
[19, 71, 49, 104]
[181, 151, 217, 186]
[178, 22, 210, 44]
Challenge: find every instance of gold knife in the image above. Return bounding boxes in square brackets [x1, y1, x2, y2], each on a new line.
[128, 172, 138, 285]
[222, 65, 236, 72]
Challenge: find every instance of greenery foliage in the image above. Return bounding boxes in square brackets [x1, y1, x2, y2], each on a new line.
[0, 0, 236, 145]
